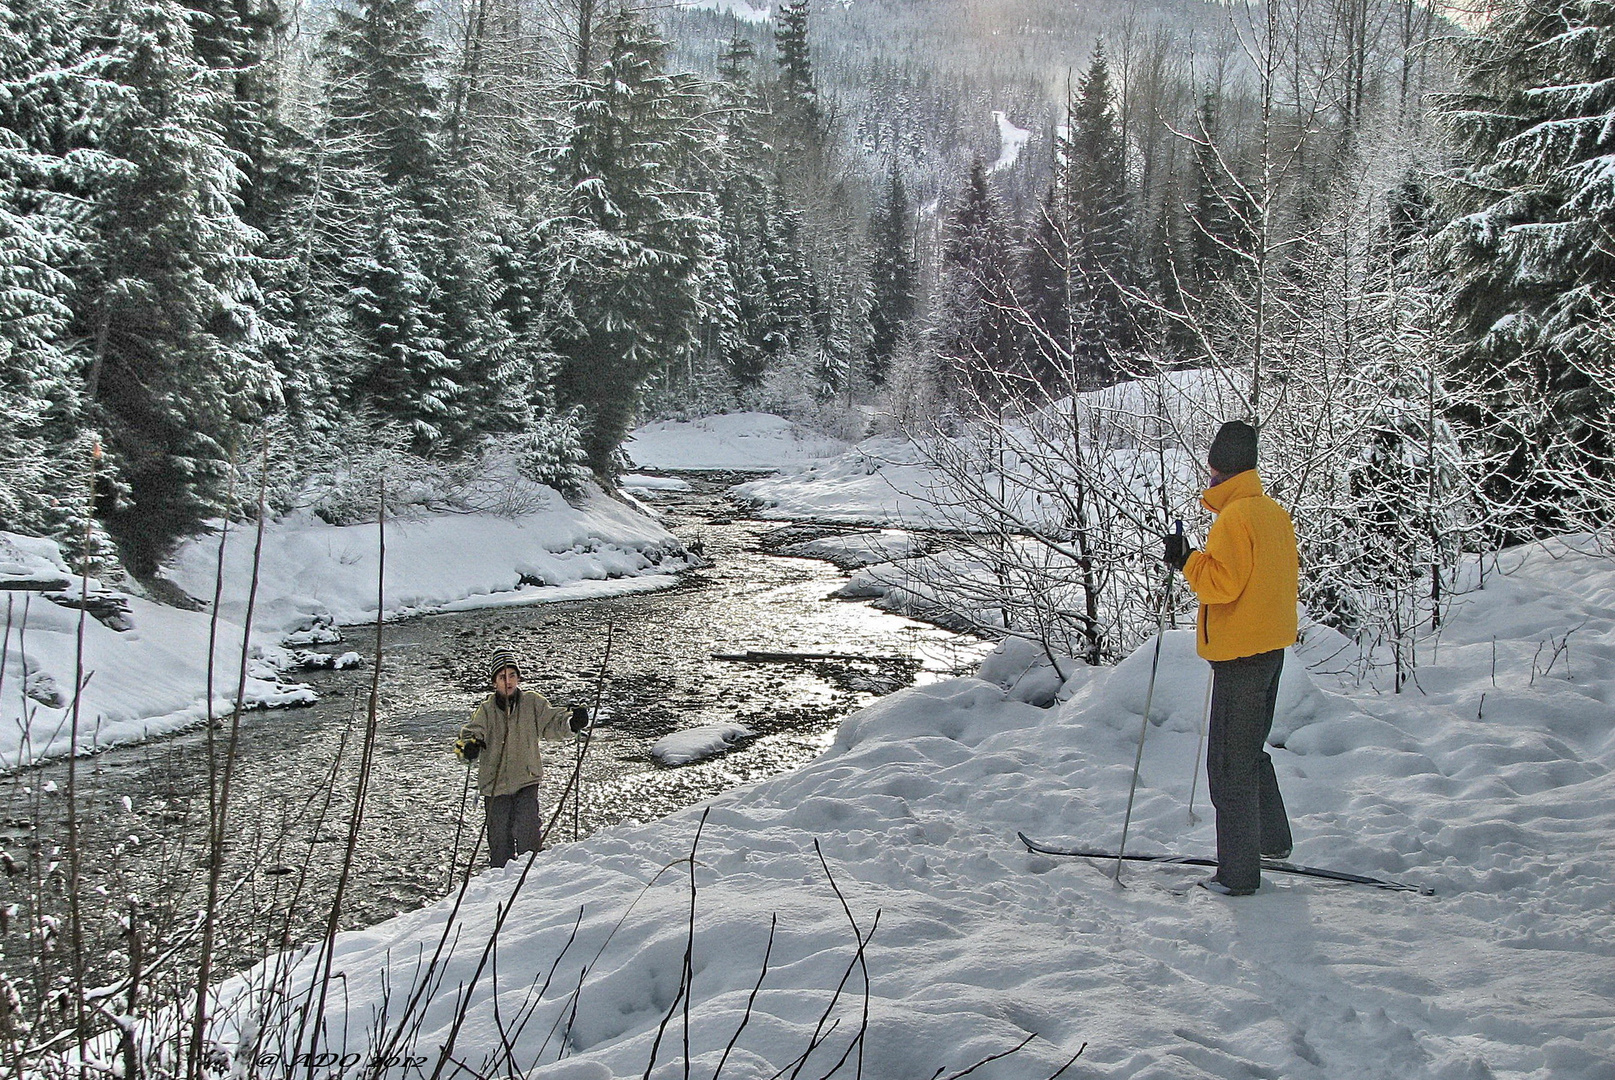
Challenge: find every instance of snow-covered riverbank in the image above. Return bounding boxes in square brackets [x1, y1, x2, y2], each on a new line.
[0, 493, 686, 768]
[0, 415, 863, 769]
[204, 528, 1615, 1079]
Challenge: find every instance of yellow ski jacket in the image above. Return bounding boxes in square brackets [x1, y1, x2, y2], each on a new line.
[1182, 469, 1299, 662]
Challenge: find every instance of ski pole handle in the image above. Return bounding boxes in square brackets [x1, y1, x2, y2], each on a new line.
[1175, 519, 1183, 537]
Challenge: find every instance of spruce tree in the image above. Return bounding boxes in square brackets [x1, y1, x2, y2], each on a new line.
[1061, 45, 1132, 370]
[937, 158, 1020, 404]
[1189, 88, 1248, 289]
[546, 10, 712, 475]
[321, 0, 439, 198]
[1022, 47, 1133, 390]
[709, 36, 776, 392]
[489, 213, 560, 418]
[0, 0, 110, 538]
[184, 0, 284, 229]
[759, 182, 811, 367]
[1020, 187, 1074, 389]
[1436, 0, 1615, 534]
[81, 0, 278, 570]
[867, 163, 917, 385]
[317, 0, 481, 451]
[348, 210, 457, 446]
[772, 0, 821, 151]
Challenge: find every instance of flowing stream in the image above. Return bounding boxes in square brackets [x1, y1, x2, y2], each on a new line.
[0, 476, 983, 980]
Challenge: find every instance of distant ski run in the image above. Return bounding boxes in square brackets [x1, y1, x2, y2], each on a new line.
[1017, 832, 1435, 895]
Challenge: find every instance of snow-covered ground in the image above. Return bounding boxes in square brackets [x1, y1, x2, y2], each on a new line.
[0, 478, 694, 767]
[780, 528, 925, 569]
[0, 534, 316, 768]
[624, 412, 850, 472]
[207, 530, 1615, 1079]
[732, 436, 968, 526]
[731, 371, 1230, 529]
[992, 109, 1032, 172]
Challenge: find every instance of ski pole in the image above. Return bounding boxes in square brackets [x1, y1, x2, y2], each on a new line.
[1114, 521, 1181, 886]
[576, 621, 615, 842]
[1187, 668, 1212, 824]
[448, 756, 473, 892]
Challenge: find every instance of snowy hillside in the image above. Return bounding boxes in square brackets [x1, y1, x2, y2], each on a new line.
[204, 533, 1615, 1079]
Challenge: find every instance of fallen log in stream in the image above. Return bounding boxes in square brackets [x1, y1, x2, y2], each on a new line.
[711, 649, 913, 665]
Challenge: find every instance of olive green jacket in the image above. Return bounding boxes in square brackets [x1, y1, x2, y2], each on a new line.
[460, 689, 575, 798]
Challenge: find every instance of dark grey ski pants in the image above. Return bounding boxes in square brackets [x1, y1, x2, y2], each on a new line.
[485, 783, 543, 867]
[1207, 648, 1293, 892]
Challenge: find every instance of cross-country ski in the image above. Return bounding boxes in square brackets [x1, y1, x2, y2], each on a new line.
[1017, 832, 1436, 894]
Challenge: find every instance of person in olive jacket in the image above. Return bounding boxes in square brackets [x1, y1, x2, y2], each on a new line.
[1164, 420, 1299, 895]
[456, 648, 588, 866]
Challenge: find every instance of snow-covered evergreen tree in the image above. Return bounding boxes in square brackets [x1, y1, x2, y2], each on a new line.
[1021, 51, 1134, 393]
[707, 36, 776, 393]
[1436, 0, 1615, 534]
[546, 10, 712, 475]
[1188, 88, 1252, 293]
[321, 0, 439, 198]
[771, 0, 821, 152]
[316, 0, 497, 452]
[348, 211, 457, 446]
[936, 158, 1020, 406]
[81, 0, 278, 569]
[759, 182, 812, 367]
[0, 0, 113, 539]
[1057, 45, 1132, 375]
[867, 163, 917, 386]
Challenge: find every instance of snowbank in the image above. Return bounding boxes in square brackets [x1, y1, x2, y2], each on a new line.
[650, 722, 754, 766]
[0, 534, 72, 590]
[623, 412, 849, 472]
[733, 436, 967, 525]
[733, 370, 1230, 528]
[206, 533, 1615, 1079]
[162, 481, 687, 635]
[620, 473, 693, 495]
[777, 528, 923, 569]
[0, 535, 314, 768]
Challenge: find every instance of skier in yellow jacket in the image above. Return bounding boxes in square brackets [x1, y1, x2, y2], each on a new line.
[456, 648, 588, 866]
[1165, 420, 1299, 895]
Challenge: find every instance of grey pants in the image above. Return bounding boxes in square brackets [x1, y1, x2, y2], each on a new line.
[1207, 649, 1293, 892]
[485, 783, 543, 867]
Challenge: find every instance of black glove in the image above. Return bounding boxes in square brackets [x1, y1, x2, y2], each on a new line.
[1164, 533, 1194, 571]
[454, 737, 482, 762]
[569, 704, 589, 732]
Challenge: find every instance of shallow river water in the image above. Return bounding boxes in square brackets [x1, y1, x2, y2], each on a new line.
[0, 476, 982, 979]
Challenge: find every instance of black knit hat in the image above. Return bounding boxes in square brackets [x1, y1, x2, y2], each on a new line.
[487, 647, 521, 683]
[1208, 420, 1258, 475]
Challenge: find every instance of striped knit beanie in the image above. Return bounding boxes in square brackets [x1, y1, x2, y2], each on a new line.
[487, 647, 521, 683]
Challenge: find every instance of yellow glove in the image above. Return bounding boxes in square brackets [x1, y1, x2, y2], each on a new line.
[454, 738, 482, 762]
